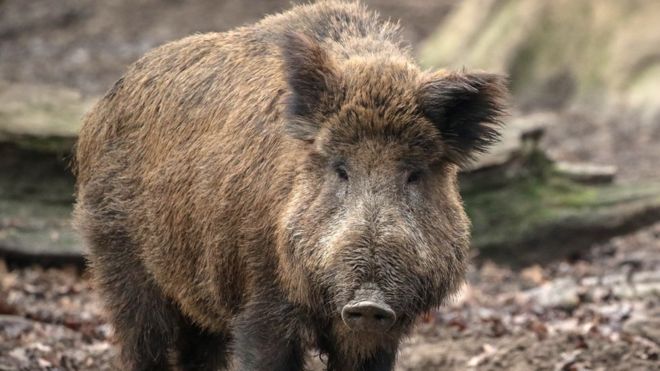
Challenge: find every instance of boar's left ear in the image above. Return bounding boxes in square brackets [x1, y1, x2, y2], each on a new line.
[281, 32, 341, 142]
[418, 72, 509, 166]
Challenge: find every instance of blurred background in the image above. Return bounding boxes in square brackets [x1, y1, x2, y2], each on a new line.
[1, 1, 658, 369]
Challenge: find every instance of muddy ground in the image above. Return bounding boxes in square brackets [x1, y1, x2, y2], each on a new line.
[1, 222, 658, 370]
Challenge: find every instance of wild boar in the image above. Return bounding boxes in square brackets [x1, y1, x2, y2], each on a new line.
[73, 1, 507, 370]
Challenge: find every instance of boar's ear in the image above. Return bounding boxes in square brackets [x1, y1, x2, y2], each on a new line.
[281, 32, 340, 141]
[418, 72, 508, 166]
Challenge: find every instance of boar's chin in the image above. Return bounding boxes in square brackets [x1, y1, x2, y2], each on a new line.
[329, 315, 404, 361]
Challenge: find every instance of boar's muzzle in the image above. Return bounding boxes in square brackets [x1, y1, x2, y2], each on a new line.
[341, 284, 396, 333]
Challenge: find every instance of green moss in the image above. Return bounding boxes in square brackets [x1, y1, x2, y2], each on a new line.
[464, 168, 593, 249]
[9, 135, 76, 154]
[463, 156, 660, 261]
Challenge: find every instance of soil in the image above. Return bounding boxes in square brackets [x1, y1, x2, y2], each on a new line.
[1, 223, 658, 370]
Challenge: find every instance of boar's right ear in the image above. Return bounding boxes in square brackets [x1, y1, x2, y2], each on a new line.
[281, 32, 340, 141]
[418, 72, 509, 166]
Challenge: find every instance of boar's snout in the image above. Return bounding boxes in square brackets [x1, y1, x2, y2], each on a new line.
[341, 285, 396, 333]
[341, 301, 396, 333]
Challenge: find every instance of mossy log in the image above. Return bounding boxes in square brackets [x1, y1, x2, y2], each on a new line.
[0, 143, 80, 264]
[0, 82, 92, 153]
[463, 117, 660, 265]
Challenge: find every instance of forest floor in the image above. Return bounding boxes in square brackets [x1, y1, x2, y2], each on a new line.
[1, 222, 658, 370]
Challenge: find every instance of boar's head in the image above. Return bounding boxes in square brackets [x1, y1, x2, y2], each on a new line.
[276, 32, 507, 353]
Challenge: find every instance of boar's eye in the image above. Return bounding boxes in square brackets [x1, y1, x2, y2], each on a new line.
[334, 162, 349, 181]
[407, 170, 423, 184]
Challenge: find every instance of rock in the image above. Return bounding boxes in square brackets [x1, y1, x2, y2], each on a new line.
[520, 265, 546, 286]
[578, 270, 660, 301]
[523, 278, 580, 309]
[623, 310, 660, 343]
[0, 315, 35, 338]
[627, 270, 660, 298]
[6, 348, 29, 368]
[397, 341, 458, 370]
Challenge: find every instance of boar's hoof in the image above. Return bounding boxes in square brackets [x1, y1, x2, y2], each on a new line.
[341, 301, 396, 333]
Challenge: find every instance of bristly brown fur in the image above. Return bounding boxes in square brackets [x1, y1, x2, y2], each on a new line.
[73, 1, 508, 370]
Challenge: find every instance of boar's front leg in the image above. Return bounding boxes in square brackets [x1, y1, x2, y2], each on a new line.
[88, 231, 179, 370]
[175, 314, 231, 370]
[230, 294, 305, 371]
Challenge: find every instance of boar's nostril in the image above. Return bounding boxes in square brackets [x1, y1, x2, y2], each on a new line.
[341, 300, 396, 333]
